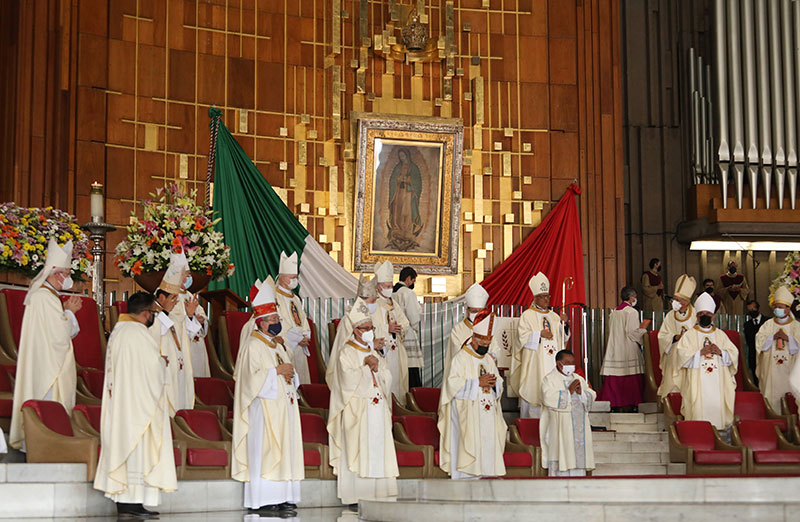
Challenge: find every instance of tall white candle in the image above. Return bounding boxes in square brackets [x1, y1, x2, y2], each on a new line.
[90, 182, 104, 221]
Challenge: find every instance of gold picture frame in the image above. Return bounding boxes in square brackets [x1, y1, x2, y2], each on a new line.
[353, 113, 463, 274]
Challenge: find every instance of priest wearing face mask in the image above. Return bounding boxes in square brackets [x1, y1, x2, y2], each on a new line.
[329, 275, 384, 374]
[511, 272, 570, 419]
[598, 286, 650, 412]
[719, 261, 750, 316]
[274, 251, 313, 385]
[232, 280, 303, 517]
[656, 275, 697, 398]
[541, 350, 595, 476]
[443, 283, 492, 382]
[373, 261, 411, 404]
[438, 310, 507, 479]
[326, 299, 398, 507]
[10, 238, 82, 450]
[675, 292, 738, 432]
[755, 286, 800, 410]
[94, 292, 176, 518]
[151, 252, 196, 415]
[641, 258, 664, 312]
[167, 251, 209, 378]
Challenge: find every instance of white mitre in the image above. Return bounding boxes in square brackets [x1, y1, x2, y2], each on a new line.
[158, 251, 189, 294]
[25, 238, 73, 305]
[528, 272, 550, 296]
[279, 251, 298, 275]
[774, 286, 794, 307]
[373, 260, 394, 284]
[694, 292, 717, 314]
[464, 283, 489, 309]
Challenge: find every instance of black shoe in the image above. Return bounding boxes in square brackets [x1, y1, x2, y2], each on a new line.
[136, 506, 160, 516]
[117, 503, 143, 515]
[256, 504, 283, 513]
[278, 502, 297, 510]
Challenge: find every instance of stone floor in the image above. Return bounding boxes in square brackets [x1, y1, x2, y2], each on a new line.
[0, 508, 357, 521]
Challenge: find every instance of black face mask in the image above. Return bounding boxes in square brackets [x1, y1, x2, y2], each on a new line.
[698, 315, 713, 327]
[267, 322, 283, 336]
[657, 265, 662, 272]
[729, 267, 737, 275]
[704, 287, 714, 295]
[408, 283, 415, 290]
[145, 314, 156, 328]
[748, 309, 760, 318]
[475, 345, 489, 356]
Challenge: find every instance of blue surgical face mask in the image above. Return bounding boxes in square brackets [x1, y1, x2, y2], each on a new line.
[183, 275, 193, 290]
[267, 322, 283, 336]
[774, 307, 787, 319]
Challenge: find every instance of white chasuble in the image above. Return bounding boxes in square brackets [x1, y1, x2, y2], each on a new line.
[149, 307, 195, 415]
[438, 343, 507, 479]
[656, 305, 695, 398]
[275, 286, 313, 385]
[676, 326, 738, 429]
[10, 285, 78, 450]
[376, 297, 410, 404]
[94, 315, 176, 504]
[443, 318, 503, 386]
[511, 307, 568, 418]
[540, 369, 595, 474]
[175, 291, 210, 378]
[327, 339, 398, 504]
[755, 316, 800, 410]
[600, 305, 646, 376]
[232, 331, 304, 508]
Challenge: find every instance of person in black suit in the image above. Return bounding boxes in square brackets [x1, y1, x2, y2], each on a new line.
[744, 299, 768, 386]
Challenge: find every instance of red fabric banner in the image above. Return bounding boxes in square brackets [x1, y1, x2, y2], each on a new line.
[481, 184, 585, 309]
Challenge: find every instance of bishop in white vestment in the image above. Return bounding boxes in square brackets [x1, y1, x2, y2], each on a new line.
[94, 292, 176, 518]
[675, 292, 738, 430]
[10, 238, 81, 450]
[232, 281, 303, 516]
[329, 275, 383, 382]
[541, 350, 596, 476]
[275, 251, 313, 385]
[374, 261, 411, 403]
[755, 286, 800, 410]
[511, 272, 569, 419]
[656, 275, 697, 398]
[438, 311, 507, 479]
[443, 284, 502, 382]
[326, 298, 398, 506]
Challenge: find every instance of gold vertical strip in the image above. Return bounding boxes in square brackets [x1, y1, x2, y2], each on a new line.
[474, 257, 484, 283]
[503, 225, 513, 260]
[502, 152, 511, 177]
[523, 201, 532, 225]
[359, 0, 368, 42]
[389, 0, 398, 21]
[473, 173, 483, 223]
[332, 65, 342, 138]
[343, 160, 354, 271]
[329, 166, 338, 215]
[473, 76, 484, 124]
[332, 0, 341, 54]
[473, 125, 483, 150]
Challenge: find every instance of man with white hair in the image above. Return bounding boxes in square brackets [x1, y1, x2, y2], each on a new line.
[10, 238, 82, 450]
[232, 279, 303, 516]
[274, 251, 313, 384]
[438, 310, 507, 479]
[656, 275, 697, 398]
[755, 286, 800, 410]
[675, 291, 739, 431]
[373, 260, 411, 403]
[511, 272, 570, 418]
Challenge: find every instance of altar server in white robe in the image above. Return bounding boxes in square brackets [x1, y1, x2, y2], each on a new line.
[393, 267, 423, 388]
[152, 252, 197, 415]
[168, 252, 210, 378]
[541, 350, 596, 476]
[327, 299, 398, 506]
[438, 310, 507, 479]
[232, 281, 303, 516]
[755, 286, 800, 410]
[10, 238, 81, 450]
[675, 292, 739, 430]
[374, 260, 411, 403]
[511, 272, 569, 419]
[94, 292, 176, 518]
[656, 275, 697, 398]
[275, 251, 313, 385]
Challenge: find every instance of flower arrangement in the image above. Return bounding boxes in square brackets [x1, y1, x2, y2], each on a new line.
[768, 251, 800, 305]
[0, 203, 92, 278]
[114, 184, 234, 280]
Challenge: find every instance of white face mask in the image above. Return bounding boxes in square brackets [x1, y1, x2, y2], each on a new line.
[630, 298, 637, 308]
[468, 312, 477, 323]
[287, 278, 298, 290]
[672, 299, 682, 312]
[774, 307, 787, 318]
[562, 364, 575, 376]
[380, 287, 392, 299]
[361, 329, 374, 344]
[367, 302, 378, 314]
[61, 275, 74, 291]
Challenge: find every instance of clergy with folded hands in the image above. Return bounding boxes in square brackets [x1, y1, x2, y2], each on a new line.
[541, 350, 595, 477]
[511, 272, 570, 419]
[438, 310, 507, 479]
[232, 280, 303, 517]
[94, 292, 176, 518]
[656, 275, 697, 398]
[755, 285, 800, 410]
[10, 238, 82, 451]
[675, 291, 738, 431]
[274, 251, 313, 385]
[373, 260, 412, 404]
[326, 298, 398, 507]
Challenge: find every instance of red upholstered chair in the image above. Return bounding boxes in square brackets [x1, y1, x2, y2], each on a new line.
[642, 330, 662, 403]
[328, 319, 342, 356]
[108, 300, 127, 331]
[781, 393, 798, 416]
[406, 387, 441, 416]
[172, 409, 232, 479]
[0, 288, 27, 360]
[194, 377, 234, 427]
[21, 400, 98, 480]
[662, 392, 684, 427]
[508, 418, 544, 475]
[393, 415, 446, 478]
[71, 404, 102, 435]
[306, 318, 326, 383]
[299, 413, 334, 479]
[723, 329, 758, 392]
[0, 364, 13, 430]
[734, 391, 794, 436]
[298, 383, 330, 420]
[668, 420, 746, 474]
[733, 419, 800, 474]
[68, 296, 106, 370]
[392, 394, 434, 419]
[201, 331, 234, 381]
[216, 311, 252, 373]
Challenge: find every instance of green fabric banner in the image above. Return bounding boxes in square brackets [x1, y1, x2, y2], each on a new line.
[209, 109, 308, 301]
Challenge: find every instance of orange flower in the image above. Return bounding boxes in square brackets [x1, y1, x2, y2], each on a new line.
[172, 237, 182, 249]
[194, 220, 204, 231]
[174, 230, 183, 236]
[132, 260, 143, 275]
[206, 266, 213, 275]
[146, 236, 157, 246]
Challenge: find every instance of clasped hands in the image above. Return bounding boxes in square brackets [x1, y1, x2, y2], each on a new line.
[276, 363, 295, 382]
[388, 319, 402, 334]
[63, 296, 83, 313]
[700, 343, 723, 357]
[568, 379, 582, 395]
[363, 355, 380, 372]
[478, 373, 497, 389]
[774, 330, 789, 343]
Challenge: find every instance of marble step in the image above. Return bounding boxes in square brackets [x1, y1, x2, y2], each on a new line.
[593, 451, 670, 464]
[609, 412, 660, 424]
[638, 401, 660, 414]
[592, 440, 668, 453]
[592, 463, 671, 476]
[608, 422, 662, 433]
[592, 431, 668, 442]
